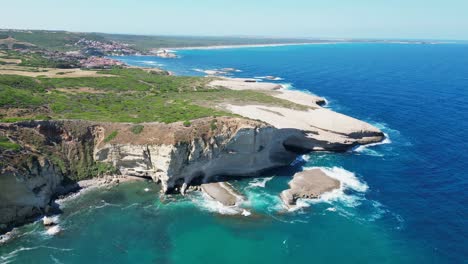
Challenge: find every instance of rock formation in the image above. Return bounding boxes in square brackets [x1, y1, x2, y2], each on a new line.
[280, 169, 341, 208]
[201, 182, 242, 206]
[0, 109, 382, 230]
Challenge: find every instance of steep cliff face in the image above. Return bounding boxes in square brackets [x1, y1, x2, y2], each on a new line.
[0, 156, 63, 229]
[0, 116, 382, 231]
[0, 118, 295, 229]
[0, 120, 105, 231]
[95, 126, 304, 193]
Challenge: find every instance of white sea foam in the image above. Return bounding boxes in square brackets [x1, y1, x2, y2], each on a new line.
[366, 200, 387, 222]
[42, 215, 60, 226]
[286, 167, 369, 212]
[279, 83, 294, 90]
[241, 210, 252, 216]
[1, 245, 72, 262]
[243, 188, 284, 213]
[311, 167, 369, 193]
[353, 133, 391, 155]
[254, 76, 284, 81]
[121, 203, 139, 210]
[190, 192, 242, 215]
[50, 255, 65, 264]
[1, 247, 39, 262]
[93, 200, 119, 209]
[45, 225, 62, 236]
[247, 177, 273, 188]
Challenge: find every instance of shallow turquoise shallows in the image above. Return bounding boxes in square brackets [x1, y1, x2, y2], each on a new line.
[2, 43, 468, 263]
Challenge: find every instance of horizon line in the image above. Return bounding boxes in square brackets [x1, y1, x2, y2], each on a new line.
[1, 27, 467, 42]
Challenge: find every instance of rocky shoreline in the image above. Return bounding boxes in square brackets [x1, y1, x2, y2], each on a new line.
[0, 76, 384, 234]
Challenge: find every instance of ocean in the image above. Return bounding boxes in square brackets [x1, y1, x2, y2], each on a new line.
[1, 43, 467, 263]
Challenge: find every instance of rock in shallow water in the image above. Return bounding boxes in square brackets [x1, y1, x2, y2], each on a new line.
[281, 169, 341, 208]
[201, 182, 243, 206]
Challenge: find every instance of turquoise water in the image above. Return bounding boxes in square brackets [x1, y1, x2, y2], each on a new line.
[2, 43, 468, 263]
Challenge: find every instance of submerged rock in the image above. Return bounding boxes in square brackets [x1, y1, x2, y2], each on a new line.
[281, 169, 340, 208]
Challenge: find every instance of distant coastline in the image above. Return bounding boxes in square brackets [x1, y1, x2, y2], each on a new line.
[169, 42, 334, 50]
[161, 40, 441, 51]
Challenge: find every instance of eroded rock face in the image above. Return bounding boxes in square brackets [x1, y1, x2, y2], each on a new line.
[0, 118, 304, 229]
[0, 157, 63, 230]
[280, 169, 341, 208]
[95, 125, 307, 193]
[0, 116, 379, 230]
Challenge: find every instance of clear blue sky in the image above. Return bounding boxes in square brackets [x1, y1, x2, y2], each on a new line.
[1, 0, 467, 40]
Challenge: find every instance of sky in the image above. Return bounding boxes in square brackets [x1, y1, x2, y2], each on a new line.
[1, 0, 467, 40]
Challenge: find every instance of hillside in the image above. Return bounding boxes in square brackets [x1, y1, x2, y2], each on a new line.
[0, 57, 303, 124]
[0, 29, 318, 53]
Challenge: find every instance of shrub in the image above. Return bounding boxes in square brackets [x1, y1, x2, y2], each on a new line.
[94, 162, 119, 176]
[130, 124, 144, 134]
[183, 120, 191, 127]
[104, 130, 118, 143]
[210, 119, 217, 131]
[0, 136, 21, 151]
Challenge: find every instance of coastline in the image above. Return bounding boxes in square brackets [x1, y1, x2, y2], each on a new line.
[55, 175, 146, 205]
[159, 40, 440, 52]
[168, 42, 337, 51]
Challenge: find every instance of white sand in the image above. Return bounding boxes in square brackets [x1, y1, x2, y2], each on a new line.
[209, 78, 283, 90]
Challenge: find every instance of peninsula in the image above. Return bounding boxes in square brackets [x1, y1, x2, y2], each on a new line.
[0, 30, 384, 235]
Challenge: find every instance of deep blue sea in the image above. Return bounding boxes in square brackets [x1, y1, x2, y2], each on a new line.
[2, 43, 467, 263]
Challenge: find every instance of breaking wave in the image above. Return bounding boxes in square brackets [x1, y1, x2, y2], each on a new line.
[254, 76, 284, 81]
[287, 167, 369, 212]
[189, 192, 246, 215]
[247, 177, 273, 188]
[1, 246, 72, 264]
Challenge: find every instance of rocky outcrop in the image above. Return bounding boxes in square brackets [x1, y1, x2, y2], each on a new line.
[0, 118, 302, 230]
[0, 120, 105, 232]
[0, 156, 63, 230]
[201, 182, 242, 206]
[94, 119, 315, 193]
[0, 114, 380, 231]
[280, 169, 340, 208]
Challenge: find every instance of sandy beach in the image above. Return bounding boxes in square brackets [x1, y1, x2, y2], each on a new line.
[169, 42, 338, 51]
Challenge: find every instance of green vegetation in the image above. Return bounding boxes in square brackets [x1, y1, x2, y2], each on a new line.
[3, 29, 314, 52]
[104, 131, 118, 143]
[130, 125, 144, 134]
[183, 120, 191, 127]
[0, 66, 303, 124]
[3, 30, 104, 52]
[93, 161, 119, 177]
[210, 119, 218, 131]
[0, 136, 20, 151]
